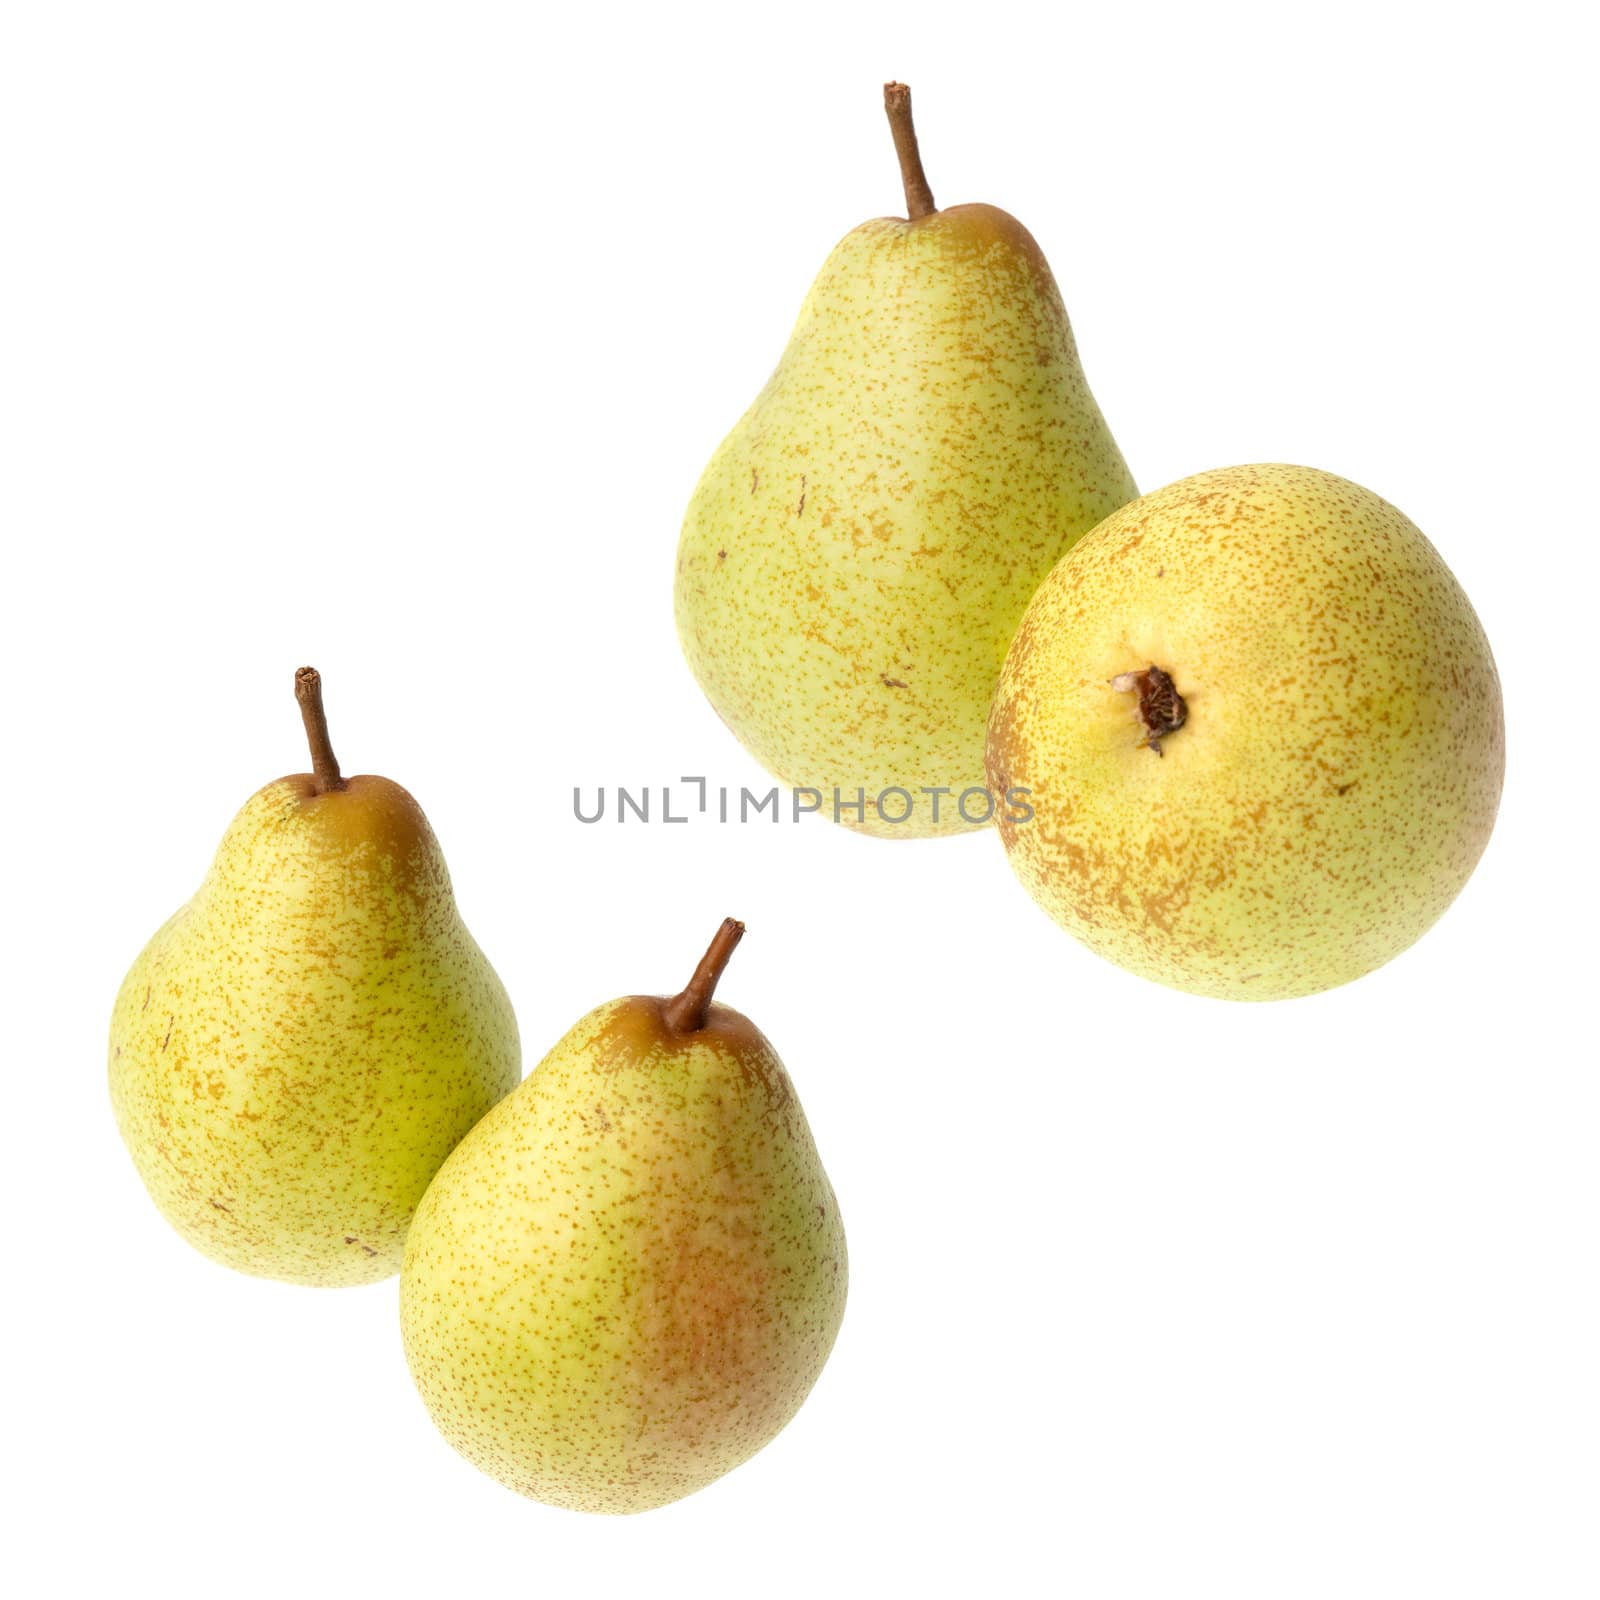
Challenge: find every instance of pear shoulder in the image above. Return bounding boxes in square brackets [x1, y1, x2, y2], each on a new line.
[874, 201, 1055, 278]
[216, 772, 450, 898]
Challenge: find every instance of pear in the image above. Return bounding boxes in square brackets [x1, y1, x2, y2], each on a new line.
[399, 919, 847, 1514]
[108, 668, 520, 1285]
[986, 464, 1505, 1000]
[675, 83, 1137, 838]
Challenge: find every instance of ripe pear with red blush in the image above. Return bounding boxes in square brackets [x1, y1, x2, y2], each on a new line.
[400, 920, 848, 1513]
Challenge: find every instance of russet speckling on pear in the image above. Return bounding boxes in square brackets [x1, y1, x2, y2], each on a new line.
[675, 83, 1137, 837]
[108, 669, 520, 1285]
[400, 920, 847, 1515]
[986, 464, 1505, 1001]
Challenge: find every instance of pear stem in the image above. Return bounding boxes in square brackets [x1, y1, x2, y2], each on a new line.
[294, 666, 347, 793]
[883, 82, 936, 220]
[662, 918, 745, 1034]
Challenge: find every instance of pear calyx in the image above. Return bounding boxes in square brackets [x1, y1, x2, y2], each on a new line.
[883, 82, 936, 220]
[661, 917, 746, 1034]
[1111, 665, 1188, 757]
[294, 666, 347, 793]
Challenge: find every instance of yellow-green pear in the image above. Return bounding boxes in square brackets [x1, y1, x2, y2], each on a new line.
[986, 464, 1505, 1000]
[400, 919, 847, 1514]
[108, 668, 521, 1285]
[675, 83, 1137, 838]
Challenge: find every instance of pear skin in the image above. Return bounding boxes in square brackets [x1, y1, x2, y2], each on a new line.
[986, 465, 1505, 1000]
[108, 669, 521, 1284]
[399, 921, 848, 1513]
[675, 84, 1137, 837]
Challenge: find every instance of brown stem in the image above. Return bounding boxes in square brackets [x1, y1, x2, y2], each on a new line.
[661, 918, 745, 1034]
[294, 666, 347, 793]
[883, 82, 936, 220]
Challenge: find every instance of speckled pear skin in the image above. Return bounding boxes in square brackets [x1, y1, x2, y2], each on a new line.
[675, 202, 1137, 837]
[986, 464, 1505, 1000]
[399, 994, 848, 1514]
[108, 774, 521, 1285]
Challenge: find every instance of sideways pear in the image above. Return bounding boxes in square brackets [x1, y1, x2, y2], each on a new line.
[986, 465, 1505, 1000]
[400, 920, 847, 1513]
[675, 83, 1137, 838]
[109, 668, 521, 1284]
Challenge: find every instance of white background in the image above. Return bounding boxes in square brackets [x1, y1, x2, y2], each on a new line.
[3, 2, 1596, 1596]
